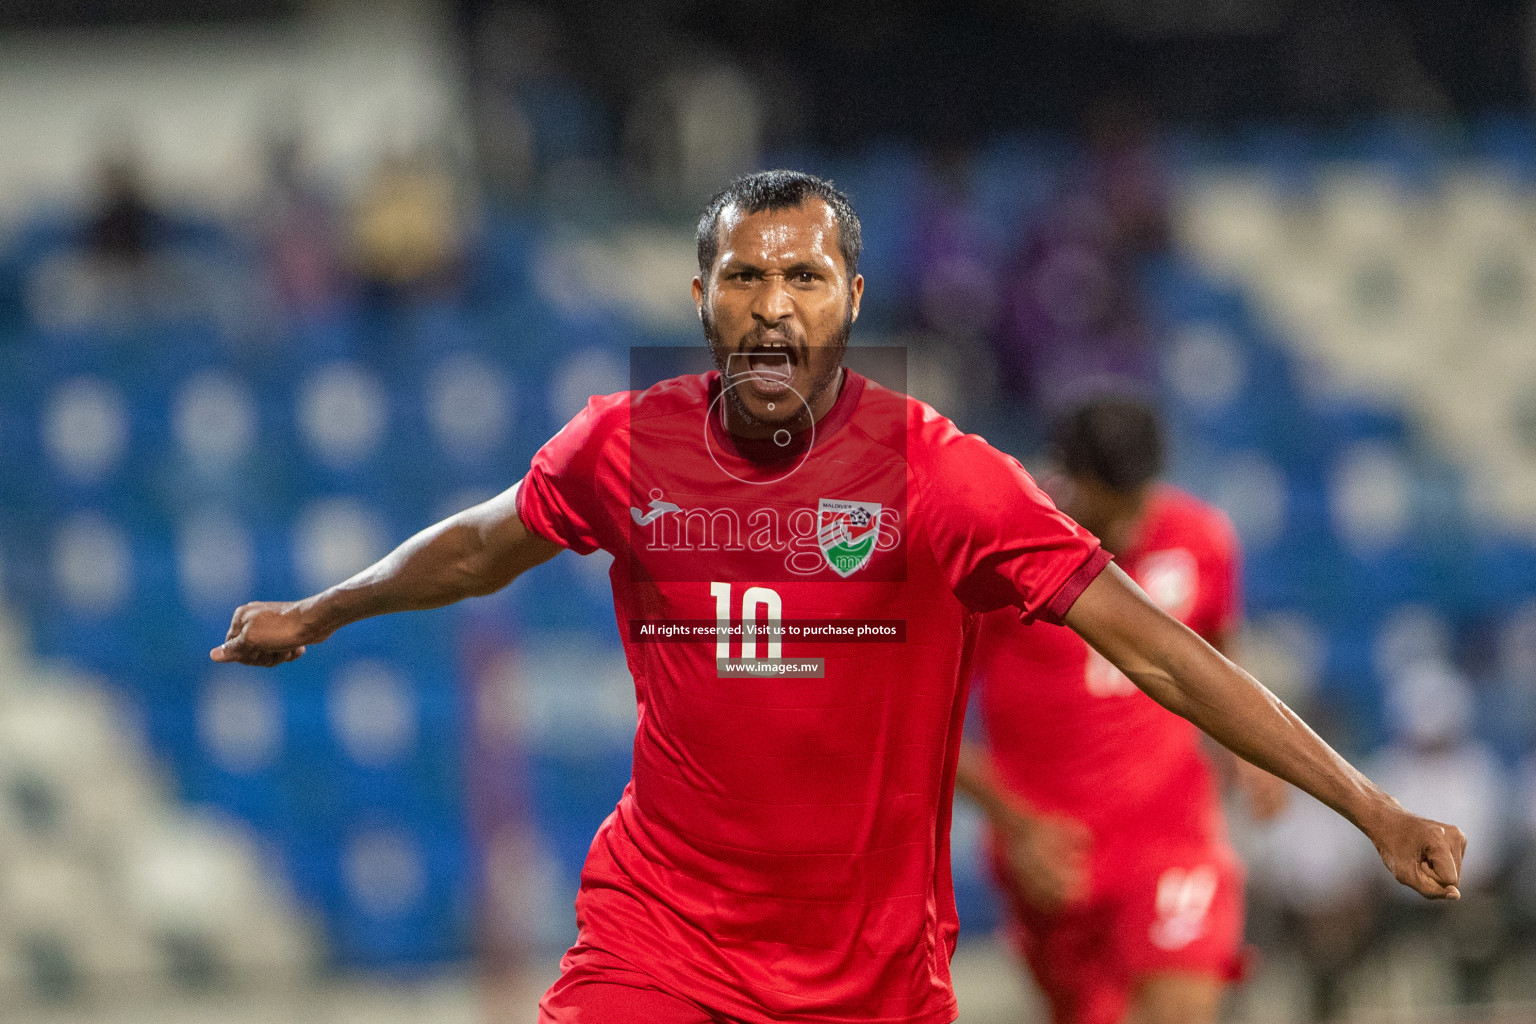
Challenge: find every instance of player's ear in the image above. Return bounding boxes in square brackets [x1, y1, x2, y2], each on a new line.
[691, 275, 705, 318]
[849, 274, 864, 322]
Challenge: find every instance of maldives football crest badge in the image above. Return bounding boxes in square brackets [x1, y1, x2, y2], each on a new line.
[817, 498, 881, 577]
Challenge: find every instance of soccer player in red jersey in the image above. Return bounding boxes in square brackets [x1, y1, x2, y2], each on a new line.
[958, 396, 1289, 1024]
[212, 171, 1464, 1024]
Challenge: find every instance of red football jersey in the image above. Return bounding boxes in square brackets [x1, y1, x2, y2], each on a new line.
[518, 368, 1108, 1024]
[975, 485, 1243, 894]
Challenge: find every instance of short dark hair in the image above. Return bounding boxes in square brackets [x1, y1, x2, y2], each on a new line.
[1050, 395, 1165, 494]
[696, 170, 862, 280]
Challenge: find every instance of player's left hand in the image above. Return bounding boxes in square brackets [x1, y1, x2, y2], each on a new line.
[1368, 808, 1467, 900]
[998, 810, 1091, 912]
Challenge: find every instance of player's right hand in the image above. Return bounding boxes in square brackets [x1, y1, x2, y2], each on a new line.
[998, 810, 1092, 912]
[210, 601, 321, 668]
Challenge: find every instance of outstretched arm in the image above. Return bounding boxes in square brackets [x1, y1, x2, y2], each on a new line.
[1209, 627, 1291, 821]
[211, 482, 563, 666]
[1065, 563, 1466, 899]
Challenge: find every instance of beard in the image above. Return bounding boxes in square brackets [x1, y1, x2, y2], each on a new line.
[702, 304, 853, 429]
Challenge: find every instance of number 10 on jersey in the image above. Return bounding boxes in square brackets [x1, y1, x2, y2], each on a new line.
[711, 582, 783, 660]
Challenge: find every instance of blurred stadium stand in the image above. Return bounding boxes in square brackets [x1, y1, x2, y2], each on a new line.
[1, 2, 1536, 1019]
[2, 120, 1536, 1019]
[0, 605, 315, 1002]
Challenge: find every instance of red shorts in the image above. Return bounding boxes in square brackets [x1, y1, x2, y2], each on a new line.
[538, 944, 721, 1024]
[992, 844, 1247, 1024]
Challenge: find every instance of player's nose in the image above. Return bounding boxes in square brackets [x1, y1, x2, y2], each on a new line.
[751, 277, 795, 323]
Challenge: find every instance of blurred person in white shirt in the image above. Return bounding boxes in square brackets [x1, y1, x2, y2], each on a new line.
[1372, 659, 1509, 895]
[1370, 658, 1512, 1004]
[1239, 705, 1382, 1021]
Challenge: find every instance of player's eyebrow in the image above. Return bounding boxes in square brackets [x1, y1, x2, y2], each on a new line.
[720, 257, 829, 277]
[718, 256, 762, 274]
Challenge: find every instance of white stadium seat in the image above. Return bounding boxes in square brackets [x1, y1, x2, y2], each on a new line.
[1180, 163, 1536, 543]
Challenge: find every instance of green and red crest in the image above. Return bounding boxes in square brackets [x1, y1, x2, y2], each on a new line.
[817, 498, 881, 577]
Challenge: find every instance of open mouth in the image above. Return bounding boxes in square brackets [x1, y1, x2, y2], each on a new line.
[730, 341, 797, 398]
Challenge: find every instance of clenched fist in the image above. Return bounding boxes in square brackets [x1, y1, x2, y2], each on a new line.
[1369, 807, 1467, 900]
[210, 601, 328, 668]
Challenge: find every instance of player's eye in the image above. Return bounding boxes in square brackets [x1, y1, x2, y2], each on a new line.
[794, 271, 819, 284]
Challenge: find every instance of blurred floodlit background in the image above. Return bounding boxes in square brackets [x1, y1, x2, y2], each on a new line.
[2, 0, 1536, 1021]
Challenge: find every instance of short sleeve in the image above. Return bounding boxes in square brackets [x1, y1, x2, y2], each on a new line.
[516, 394, 625, 555]
[917, 415, 1109, 623]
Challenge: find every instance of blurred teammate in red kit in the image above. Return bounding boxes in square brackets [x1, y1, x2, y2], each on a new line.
[961, 396, 1292, 1024]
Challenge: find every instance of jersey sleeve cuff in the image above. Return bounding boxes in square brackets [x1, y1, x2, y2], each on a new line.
[515, 472, 584, 553]
[1034, 546, 1113, 625]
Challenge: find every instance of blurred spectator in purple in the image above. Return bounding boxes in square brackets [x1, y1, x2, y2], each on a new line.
[1082, 94, 1171, 256]
[992, 190, 1152, 415]
[906, 145, 998, 339]
[259, 133, 345, 317]
[991, 97, 1168, 416]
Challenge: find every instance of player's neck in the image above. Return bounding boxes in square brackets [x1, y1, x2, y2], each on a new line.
[808, 366, 846, 423]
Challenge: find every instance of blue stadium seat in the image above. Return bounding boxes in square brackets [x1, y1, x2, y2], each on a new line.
[287, 306, 369, 363]
[1459, 538, 1536, 615]
[470, 212, 538, 299]
[328, 824, 474, 970]
[1142, 257, 1250, 329]
[1237, 124, 1318, 196]
[1309, 399, 1411, 448]
[25, 517, 167, 676]
[505, 555, 620, 637]
[1473, 114, 1536, 182]
[277, 823, 474, 969]
[1242, 544, 1303, 614]
[4, 213, 79, 276]
[1349, 115, 1449, 192]
[1342, 545, 1439, 610]
[182, 733, 289, 832]
[525, 746, 632, 880]
[520, 76, 615, 167]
